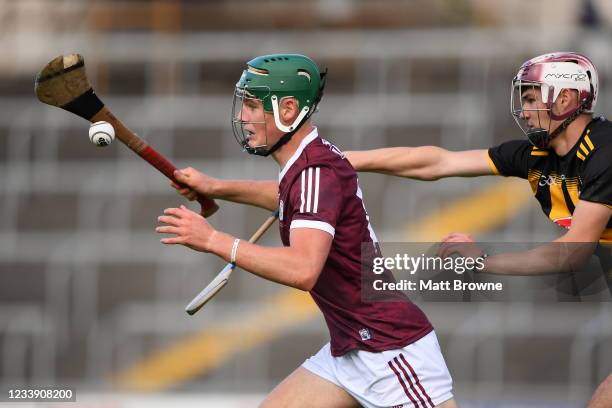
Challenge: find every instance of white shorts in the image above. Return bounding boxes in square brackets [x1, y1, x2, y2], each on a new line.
[302, 331, 453, 408]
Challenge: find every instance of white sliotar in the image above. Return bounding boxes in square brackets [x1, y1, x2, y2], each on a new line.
[89, 121, 115, 147]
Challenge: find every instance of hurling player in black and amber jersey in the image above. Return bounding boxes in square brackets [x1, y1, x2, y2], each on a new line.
[487, 117, 612, 237]
[347, 52, 612, 290]
[345, 50, 612, 408]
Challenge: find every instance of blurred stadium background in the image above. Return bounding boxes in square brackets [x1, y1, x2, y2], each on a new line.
[0, 0, 611, 406]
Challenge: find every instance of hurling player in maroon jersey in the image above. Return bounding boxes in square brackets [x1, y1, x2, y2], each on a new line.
[156, 55, 458, 407]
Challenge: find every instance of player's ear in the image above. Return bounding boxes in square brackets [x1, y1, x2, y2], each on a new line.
[552, 89, 574, 116]
[280, 97, 299, 122]
[559, 88, 579, 108]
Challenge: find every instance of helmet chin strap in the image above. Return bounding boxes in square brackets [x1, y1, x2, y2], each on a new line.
[247, 112, 309, 157]
[526, 96, 592, 149]
[242, 101, 312, 157]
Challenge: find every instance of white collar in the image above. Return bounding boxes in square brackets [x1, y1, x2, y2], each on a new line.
[278, 127, 319, 181]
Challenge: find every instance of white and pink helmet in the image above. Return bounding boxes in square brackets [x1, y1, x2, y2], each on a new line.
[511, 52, 599, 147]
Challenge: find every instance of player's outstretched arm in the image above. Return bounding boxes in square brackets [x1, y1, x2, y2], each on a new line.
[345, 147, 494, 180]
[157, 205, 330, 290]
[171, 167, 278, 211]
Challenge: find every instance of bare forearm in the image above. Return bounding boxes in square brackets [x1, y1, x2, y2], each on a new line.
[346, 147, 445, 180]
[209, 231, 317, 290]
[212, 180, 278, 211]
[346, 147, 493, 179]
[482, 242, 595, 275]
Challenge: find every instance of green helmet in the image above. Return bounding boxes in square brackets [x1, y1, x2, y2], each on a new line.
[232, 54, 326, 156]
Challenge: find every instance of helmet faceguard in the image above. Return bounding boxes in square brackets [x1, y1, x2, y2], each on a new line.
[510, 52, 598, 148]
[231, 86, 270, 154]
[232, 54, 327, 156]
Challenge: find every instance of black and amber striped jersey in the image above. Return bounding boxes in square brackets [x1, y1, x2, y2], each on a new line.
[487, 116, 612, 242]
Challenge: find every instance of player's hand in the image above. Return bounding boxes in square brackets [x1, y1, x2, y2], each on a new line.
[437, 232, 484, 259]
[156, 205, 217, 252]
[171, 167, 220, 200]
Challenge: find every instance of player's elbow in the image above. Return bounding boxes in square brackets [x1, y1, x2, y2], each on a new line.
[294, 265, 322, 291]
[422, 148, 452, 180]
[393, 147, 447, 181]
[557, 235, 598, 272]
[395, 165, 443, 181]
[411, 170, 442, 181]
[567, 246, 597, 272]
[266, 197, 281, 212]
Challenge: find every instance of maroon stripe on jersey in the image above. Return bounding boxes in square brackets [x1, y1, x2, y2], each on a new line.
[394, 357, 427, 408]
[400, 354, 435, 408]
[388, 360, 418, 408]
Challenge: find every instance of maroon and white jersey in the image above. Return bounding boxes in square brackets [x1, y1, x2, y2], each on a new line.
[278, 128, 433, 356]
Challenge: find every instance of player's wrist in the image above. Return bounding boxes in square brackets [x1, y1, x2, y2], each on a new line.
[203, 229, 218, 253]
[206, 231, 234, 261]
[198, 177, 221, 198]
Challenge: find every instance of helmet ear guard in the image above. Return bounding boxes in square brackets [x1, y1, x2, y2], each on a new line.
[270, 95, 310, 133]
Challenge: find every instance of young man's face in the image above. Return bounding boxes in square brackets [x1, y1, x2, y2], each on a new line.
[236, 95, 300, 152]
[237, 97, 279, 150]
[519, 86, 579, 131]
[519, 87, 551, 130]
